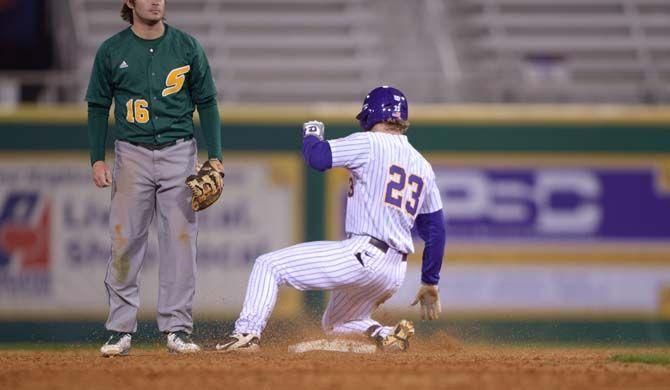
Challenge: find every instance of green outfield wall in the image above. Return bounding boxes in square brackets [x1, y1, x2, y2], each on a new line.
[0, 105, 669, 344]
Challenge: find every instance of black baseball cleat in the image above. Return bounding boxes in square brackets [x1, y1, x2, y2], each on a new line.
[215, 333, 261, 352]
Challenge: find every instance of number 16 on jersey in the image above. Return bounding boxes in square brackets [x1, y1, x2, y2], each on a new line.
[126, 99, 149, 123]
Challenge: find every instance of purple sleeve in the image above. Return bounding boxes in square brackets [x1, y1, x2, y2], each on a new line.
[415, 209, 446, 285]
[302, 135, 333, 172]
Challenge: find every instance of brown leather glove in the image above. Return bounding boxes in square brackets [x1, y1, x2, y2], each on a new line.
[186, 159, 224, 212]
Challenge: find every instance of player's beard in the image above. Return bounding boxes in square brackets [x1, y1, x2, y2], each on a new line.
[136, 13, 163, 26]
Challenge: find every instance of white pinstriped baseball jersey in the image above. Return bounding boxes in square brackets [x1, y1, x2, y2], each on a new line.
[329, 132, 443, 254]
[232, 130, 442, 340]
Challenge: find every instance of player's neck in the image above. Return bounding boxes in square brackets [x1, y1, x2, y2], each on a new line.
[131, 20, 165, 40]
[374, 130, 403, 135]
[370, 127, 403, 136]
[370, 123, 405, 135]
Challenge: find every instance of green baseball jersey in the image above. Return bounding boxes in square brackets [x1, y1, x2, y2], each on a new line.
[86, 24, 218, 148]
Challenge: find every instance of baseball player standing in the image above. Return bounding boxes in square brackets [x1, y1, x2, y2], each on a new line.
[87, 0, 224, 356]
[217, 86, 446, 352]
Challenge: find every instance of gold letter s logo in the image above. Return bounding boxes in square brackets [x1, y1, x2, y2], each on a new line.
[162, 65, 191, 97]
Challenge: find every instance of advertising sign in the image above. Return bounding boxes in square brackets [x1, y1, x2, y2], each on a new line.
[0, 153, 304, 319]
[326, 154, 670, 317]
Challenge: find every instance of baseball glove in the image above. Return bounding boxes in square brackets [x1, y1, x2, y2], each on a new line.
[186, 160, 224, 212]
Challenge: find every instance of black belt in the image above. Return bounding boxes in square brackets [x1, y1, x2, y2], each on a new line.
[127, 136, 192, 151]
[368, 237, 407, 262]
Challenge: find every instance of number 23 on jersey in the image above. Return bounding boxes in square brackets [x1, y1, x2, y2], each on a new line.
[384, 165, 424, 217]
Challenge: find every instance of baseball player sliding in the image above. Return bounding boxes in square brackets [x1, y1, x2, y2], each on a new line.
[87, 0, 223, 356]
[217, 86, 446, 352]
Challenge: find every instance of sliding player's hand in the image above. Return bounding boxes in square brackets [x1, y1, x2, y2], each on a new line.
[411, 283, 441, 320]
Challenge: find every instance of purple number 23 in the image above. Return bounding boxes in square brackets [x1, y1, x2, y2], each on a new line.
[384, 165, 424, 216]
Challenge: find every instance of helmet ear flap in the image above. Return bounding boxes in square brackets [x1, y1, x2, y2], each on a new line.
[356, 109, 371, 131]
[355, 110, 365, 121]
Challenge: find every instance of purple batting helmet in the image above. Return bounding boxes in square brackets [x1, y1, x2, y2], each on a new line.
[356, 86, 409, 131]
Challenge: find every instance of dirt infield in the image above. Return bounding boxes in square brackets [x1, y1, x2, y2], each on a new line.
[1, 335, 669, 390]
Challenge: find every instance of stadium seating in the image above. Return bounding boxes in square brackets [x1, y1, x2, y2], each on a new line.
[441, 0, 670, 102]
[33, 0, 670, 103]
[72, 0, 384, 102]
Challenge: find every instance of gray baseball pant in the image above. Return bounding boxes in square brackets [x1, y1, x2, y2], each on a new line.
[104, 138, 197, 334]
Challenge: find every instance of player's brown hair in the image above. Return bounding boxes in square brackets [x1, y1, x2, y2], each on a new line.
[383, 118, 410, 134]
[121, 1, 133, 24]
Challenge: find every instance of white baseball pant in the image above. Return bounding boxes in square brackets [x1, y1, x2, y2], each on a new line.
[234, 235, 407, 338]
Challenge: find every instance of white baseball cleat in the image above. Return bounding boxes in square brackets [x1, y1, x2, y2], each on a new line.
[215, 333, 261, 352]
[100, 332, 132, 357]
[376, 320, 415, 352]
[166, 331, 201, 354]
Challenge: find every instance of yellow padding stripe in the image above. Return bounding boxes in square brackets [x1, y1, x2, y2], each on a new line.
[1, 104, 670, 125]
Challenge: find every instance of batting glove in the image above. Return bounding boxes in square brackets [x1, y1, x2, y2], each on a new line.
[303, 120, 325, 140]
[411, 283, 441, 320]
